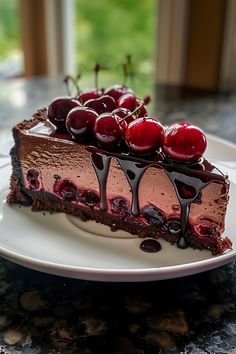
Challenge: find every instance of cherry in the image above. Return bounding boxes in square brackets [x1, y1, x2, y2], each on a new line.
[26, 169, 39, 190]
[53, 179, 77, 201]
[94, 113, 123, 147]
[110, 197, 130, 216]
[78, 89, 103, 104]
[163, 220, 182, 235]
[117, 95, 148, 118]
[26, 169, 39, 182]
[48, 97, 81, 133]
[163, 122, 207, 162]
[142, 205, 165, 227]
[104, 84, 133, 102]
[80, 190, 100, 208]
[112, 108, 135, 132]
[125, 117, 164, 154]
[135, 98, 148, 118]
[66, 106, 98, 140]
[85, 95, 116, 115]
[117, 93, 136, 111]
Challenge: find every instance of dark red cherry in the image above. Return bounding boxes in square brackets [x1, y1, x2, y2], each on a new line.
[85, 95, 116, 115]
[163, 122, 207, 161]
[66, 106, 98, 140]
[53, 179, 77, 201]
[112, 108, 135, 132]
[117, 93, 136, 111]
[110, 197, 130, 216]
[48, 97, 81, 133]
[135, 98, 148, 118]
[26, 169, 39, 190]
[78, 89, 103, 104]
[80, 190, 100, 208]
[125, 117, 164, 154]
[142, 205, 165, 227]
[163, 220, 182, 235]
[104, 84, 133, 102]
[94, 113, 123, 147]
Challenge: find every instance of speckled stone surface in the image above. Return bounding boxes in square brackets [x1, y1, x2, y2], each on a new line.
[1, 77, 236, 353]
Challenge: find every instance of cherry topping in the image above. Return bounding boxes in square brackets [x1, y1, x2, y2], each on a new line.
[125, 117, 164, 154]
[112, 108, 135, 132]
[53, 179, 77, 201]
[66, 107, 98, 140]
[94, 113, 123, 147]
[78, 89, 102, 104]
[163, 122, 207, 162]
[142, 205, 165, 227]
[85, 95, 116, 115]
[104, 84, 133, 102]
[118, 95, 149, 118]
[48, 97, 81, 133]
[135, 98, 148, 118]
[117, 93, 136, 111]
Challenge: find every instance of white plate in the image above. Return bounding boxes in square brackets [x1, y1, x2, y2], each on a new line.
[0, 135, 236, 282]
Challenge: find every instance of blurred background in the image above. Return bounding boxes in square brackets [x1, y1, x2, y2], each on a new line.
[1, 0, 236, 142]
[2, 0, 236, 93]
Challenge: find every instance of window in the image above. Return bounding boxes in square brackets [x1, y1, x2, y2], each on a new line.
[74, 0, 156, 99]
[0, 0, 23, 79]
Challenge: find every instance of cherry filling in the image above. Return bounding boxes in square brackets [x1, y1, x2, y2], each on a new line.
[110, 197, 130, 216]
[79, 190, 100, 208]
[53, 179, 77, 201]
[26, 169, 39, 190]
[163, 220, 182, 235]
[193, 219, 220, 243]
[174, 180, 196, 199]
[142, 205, 165, 227]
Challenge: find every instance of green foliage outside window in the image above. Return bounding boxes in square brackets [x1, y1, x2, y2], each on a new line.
[75, 0, 156, 99]
[0, 0, 20, 60]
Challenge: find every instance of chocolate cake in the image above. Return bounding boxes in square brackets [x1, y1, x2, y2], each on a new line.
[7, 84, 232, 255]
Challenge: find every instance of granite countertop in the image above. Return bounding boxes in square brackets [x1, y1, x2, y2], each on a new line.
[0, 77, 236, 354]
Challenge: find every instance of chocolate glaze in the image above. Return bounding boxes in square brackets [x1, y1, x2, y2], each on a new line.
[91, 153, 111, 211]
[21, 119, 228, 249]
[140, 239, 162, 253]
[86, 145, 226, 249]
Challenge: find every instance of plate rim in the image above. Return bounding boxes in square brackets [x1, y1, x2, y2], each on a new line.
[0, 134, 236, 281]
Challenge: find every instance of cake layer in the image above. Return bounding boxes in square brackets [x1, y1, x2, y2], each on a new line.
[7, 110, 232, 255]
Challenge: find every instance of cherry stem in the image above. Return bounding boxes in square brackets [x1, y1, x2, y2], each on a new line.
[63, 75, 72, 96]
[122, 54, 134, 86]
[119, 96, 150, 123]
[119, 101, 145, 123]
[64, 75, 81, 97]
[122, 63, 128, 86]
[75, 74, 82, 95]
[94, 63, 100, 92]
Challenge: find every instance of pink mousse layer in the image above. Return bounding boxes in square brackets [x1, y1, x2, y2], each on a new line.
[18, 126, 228, 233]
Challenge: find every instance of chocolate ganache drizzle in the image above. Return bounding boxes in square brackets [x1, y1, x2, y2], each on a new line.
[87, 146, 226, 249]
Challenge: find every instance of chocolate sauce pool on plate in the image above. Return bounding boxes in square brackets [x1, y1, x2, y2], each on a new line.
[140, 239, 162, 253]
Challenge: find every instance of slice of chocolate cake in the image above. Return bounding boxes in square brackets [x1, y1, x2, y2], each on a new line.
[7, 84, 232, 255]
